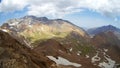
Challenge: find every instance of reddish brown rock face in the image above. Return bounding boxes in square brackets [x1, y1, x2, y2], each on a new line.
[91, 31, 120, 64]
[0, 30, 56, 68]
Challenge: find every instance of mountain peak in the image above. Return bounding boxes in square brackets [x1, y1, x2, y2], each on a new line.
[23, 15, 49, 21]
[99, 25, 120, 32]
[23, 15, 36, 19]
[2, 16, 88, 43]
[104, 25, 117, 29]
[87, 25, 120, 35]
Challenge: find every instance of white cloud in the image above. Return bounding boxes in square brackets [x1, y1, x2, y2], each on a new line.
[0, 0, 28, 12]
[27, 0, 82, 17]
[0, 0, 120, 18]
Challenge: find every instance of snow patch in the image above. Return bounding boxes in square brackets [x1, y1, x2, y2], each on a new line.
[47, 56, 82, 67]
[86, 55, 90, 58]
[90, 35, 95, 38]
[77, 53, 80, 56]
[23, 40, 33, 49]
[69, 48, 72, 52]
[9, 22, 19, 26]
[104, 49, 108, 52]
[59, 50, 64, 53]
[91, 52, 101, 63]
[28, 25, 32, 28]
[77, 51, 82, 56]
[2, 29, 8, 32]
[98, 56, 116, 68]
[10, 26, 14, 29]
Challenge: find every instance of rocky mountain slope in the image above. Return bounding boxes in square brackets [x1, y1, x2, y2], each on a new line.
[91, 31, 120, 66]
[0, 16, 120, 68]
[0, 30, 57, 68]
[2, 16, 88, 44]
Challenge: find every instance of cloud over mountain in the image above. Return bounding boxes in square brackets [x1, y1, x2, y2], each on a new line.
[0, 0, 120, 18]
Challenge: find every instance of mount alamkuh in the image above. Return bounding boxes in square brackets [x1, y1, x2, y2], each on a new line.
[0, 16, 120, 68]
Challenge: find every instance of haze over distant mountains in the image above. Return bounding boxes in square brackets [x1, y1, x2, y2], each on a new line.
[87, 25, 120, 35]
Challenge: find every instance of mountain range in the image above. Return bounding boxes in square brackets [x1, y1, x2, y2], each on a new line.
[87, 25, 120, 38]
[0, 16, 120, 68]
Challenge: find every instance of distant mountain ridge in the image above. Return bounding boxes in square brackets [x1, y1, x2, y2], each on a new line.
[87, 25, 120, 35]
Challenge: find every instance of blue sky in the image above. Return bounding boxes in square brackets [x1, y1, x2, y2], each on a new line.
[63, 9, 120, 28]
[0, 7, 28, 25]
[0, 0, 120, 28]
